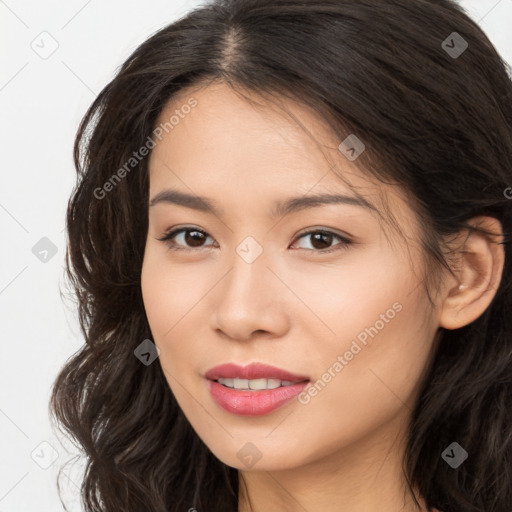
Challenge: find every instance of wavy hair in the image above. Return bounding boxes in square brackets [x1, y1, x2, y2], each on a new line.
[49, 0, 512, 511]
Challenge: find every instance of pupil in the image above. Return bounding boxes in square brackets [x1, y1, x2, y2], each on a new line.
[311, 232, 332, 250]
[185, 230, 205, 247]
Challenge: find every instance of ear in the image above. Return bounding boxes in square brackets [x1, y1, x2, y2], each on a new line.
[439, 216, 505, 330]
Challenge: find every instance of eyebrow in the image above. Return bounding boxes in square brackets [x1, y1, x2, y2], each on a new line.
[149, 189, 375, 218]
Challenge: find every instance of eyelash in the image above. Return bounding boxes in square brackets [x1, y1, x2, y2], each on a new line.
[156, 226, 352, 255]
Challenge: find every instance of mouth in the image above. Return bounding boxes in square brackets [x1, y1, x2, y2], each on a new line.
[205, 362, 310, 382]
[205, 363, 310, 416]
[214, 377, 305, 390]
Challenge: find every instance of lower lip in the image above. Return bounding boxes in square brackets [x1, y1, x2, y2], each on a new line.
[207, 379, 309, 416]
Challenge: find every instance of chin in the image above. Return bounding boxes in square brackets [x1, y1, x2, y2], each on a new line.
[202, 436, 311, 472]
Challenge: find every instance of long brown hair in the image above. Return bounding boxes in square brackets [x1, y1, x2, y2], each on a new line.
[50, 1, 512, 511]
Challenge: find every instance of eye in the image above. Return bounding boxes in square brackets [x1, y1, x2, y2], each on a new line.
[156, 226, 352, 254]
[291, 229, 352, 254]
[157, 227, 217, 251]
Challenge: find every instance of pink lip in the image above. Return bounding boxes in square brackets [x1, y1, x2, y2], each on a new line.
[205, 362, 309, 382]
[205, 363, 310, 416]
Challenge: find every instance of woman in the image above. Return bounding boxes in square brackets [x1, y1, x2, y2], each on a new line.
[50, 0, 512, 511]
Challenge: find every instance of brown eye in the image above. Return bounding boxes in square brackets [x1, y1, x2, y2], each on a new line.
[182, 230, 207, 247]
[308, 232, 334, 250]
[292, 229, 352, 254]
[157, 227, 216, 251]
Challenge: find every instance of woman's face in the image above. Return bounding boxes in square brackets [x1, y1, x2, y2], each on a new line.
[141, 82, 442, 471]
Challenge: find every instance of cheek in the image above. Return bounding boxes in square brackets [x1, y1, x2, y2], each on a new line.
[288, 250, 406, 346]
[304, 286, 435, 435]
[140, 255, 199, 412]
[296, 254, 435, 425]
[141, 247, 205, 334]
[141, 262, 169, 338]
[140, 247, 215, 381]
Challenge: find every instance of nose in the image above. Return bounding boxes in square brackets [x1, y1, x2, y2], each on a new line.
[211, 250, 290, 342]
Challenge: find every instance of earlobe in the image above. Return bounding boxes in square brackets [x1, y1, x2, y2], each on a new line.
[439, 216, 505, 330]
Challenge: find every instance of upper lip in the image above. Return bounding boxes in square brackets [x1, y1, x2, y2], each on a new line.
[205, 362, 309, 382]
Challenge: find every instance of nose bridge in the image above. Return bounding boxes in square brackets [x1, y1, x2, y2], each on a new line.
[212, 236, 288, 339]
[221, 237, 273, 311]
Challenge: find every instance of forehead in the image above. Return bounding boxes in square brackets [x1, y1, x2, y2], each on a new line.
[149, 82, 373, 195]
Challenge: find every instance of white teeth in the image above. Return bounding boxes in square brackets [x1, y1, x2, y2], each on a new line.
[233, 378, 248, 389]
[266, 379, 281, 389]
[248, 378, 268, 390]
[217, 377, 299, 390]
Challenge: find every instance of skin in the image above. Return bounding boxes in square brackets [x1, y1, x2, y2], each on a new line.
[140, 81, 504, 512]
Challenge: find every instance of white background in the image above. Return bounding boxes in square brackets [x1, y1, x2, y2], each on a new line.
[1, 1, 511, 510]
